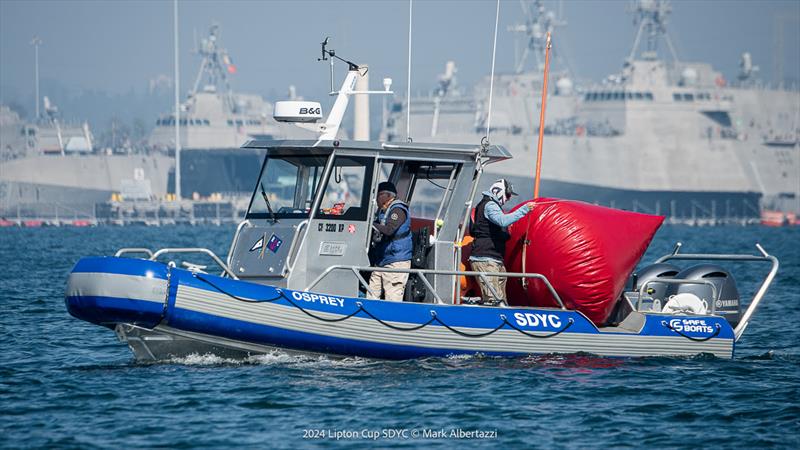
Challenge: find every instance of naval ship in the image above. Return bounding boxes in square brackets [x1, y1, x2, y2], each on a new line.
[382, 0, 799, 222]
[0, 100, 171, 220]
[1, 24, 314, 221]
[147, 24, 315, 199]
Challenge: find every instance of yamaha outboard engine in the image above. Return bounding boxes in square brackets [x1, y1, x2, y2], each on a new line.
[666, 264, 741, 326]
[627, 263, 681, 311]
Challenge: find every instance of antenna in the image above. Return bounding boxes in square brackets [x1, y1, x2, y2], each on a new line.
[406, 0, 413, 142]
[509, 0, 565, 73]
[274, 38, 392, 142]
[484, 0, 501, 145]
[627, 0, 678, 63]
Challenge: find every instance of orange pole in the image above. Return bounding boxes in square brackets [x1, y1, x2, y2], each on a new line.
[533, 32, 552, 199]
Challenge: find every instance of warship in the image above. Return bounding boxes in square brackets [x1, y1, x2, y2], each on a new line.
[382, 0, 799, 222]
[0, 24, 313, 222]
[147, 24, 315, 199]
[0, 100, 171, 220]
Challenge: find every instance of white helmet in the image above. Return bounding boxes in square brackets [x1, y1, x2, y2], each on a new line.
[489, 179, 517, 205]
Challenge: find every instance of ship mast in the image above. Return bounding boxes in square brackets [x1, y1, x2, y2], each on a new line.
[508, 0, 565, 74]
[190, 24, 237, 113]
[627, 0, 679, 64]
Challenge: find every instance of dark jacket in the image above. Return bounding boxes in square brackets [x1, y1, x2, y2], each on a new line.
[470, 195, 508, 261]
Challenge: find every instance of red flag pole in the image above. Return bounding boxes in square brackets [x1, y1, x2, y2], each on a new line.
[521, 32, 552, 289]
[533, 32, 552, 199]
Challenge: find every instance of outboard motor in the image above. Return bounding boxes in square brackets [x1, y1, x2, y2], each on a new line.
[666, 264, 741, 326]
[628, 263, 681, 311]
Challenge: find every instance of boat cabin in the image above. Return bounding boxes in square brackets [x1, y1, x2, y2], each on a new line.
[227, 139, 511, 303]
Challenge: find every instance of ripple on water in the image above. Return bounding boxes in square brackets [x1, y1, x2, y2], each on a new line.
[1, 225, 798, 448]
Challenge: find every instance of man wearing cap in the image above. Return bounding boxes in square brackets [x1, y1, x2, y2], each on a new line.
[368, 181, 413, 301]
[469, 179, 535, 305]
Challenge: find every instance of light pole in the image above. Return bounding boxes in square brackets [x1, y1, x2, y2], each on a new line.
[173, 0, 181, 200]
[30, 36, 42, 120]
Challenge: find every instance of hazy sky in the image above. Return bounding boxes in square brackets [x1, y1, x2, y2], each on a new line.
[1, 0, 799, 106]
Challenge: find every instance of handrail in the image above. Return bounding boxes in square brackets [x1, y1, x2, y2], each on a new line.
[149, 248, 238, 280]
[654, 243, 779, 342]
[285, 220, 310, 274]
[305, 264, 566, 309]
[115, 248, 154, 258]
[226, 220, 250, 267]
[636, 278, 719, 314]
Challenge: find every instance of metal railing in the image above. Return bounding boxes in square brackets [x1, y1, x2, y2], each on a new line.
[305, 264, 566, 309]
[226, 220, 250, 267]
[115, 246, 238, 280]
[636, 278, 719, 313]
[115, 248, 155, 258]
[286, 220, 309, 273]
[654, 242, 779, 342]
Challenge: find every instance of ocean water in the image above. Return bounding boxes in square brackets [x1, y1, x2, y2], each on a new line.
[1, 225, 798, 448]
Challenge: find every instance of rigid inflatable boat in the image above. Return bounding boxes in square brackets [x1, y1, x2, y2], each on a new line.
[65, 48, 778, 361]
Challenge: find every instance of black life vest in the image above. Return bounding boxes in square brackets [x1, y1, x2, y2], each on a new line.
[470, 195, 509, 261]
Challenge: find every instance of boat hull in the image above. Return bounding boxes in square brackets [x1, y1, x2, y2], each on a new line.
[66, 257, 736, 360]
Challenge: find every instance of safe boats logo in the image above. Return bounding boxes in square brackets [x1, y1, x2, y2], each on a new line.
[668, 318, 714, 334]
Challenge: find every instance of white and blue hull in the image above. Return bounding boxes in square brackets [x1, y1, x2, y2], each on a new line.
[66, 257, 735, 360]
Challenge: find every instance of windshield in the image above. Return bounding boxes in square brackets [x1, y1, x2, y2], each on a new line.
[246, 154, 329, 219]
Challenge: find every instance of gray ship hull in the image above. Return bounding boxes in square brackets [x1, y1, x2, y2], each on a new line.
[0, 154, 172, 218]
[504, 176, 760, 220]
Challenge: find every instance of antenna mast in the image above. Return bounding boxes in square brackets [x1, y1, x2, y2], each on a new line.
[406, 0, 413, 142]
[627, 0, 678, 63]
[484, 0, 501, 143]
[509, 0, 564, 73]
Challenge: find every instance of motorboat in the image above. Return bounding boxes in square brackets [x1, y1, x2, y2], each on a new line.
[65, 44, 778, 361]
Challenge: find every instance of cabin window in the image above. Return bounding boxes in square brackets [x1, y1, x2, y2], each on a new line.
[645, 92, 654, 100]
[316, 156, 374, 221]
[683, 93, 694, 101]
[246, 154, 328, 219]
[673, 93, 682, 101]
[635, 92, 644, 100]
[408, 162, 460, 219]
[376, 159, 460, 219]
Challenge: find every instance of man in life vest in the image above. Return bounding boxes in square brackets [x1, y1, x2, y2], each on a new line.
[368, 182, 412, 301]
[469, 179, 535, 305]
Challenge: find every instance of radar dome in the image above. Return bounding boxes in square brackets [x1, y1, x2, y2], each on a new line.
[680, 67, 698, 86]
[555, 77, 573, 96]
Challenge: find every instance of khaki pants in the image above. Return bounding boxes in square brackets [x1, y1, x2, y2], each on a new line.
[368, 260, 411, 301]
[470, 259, 507, 301]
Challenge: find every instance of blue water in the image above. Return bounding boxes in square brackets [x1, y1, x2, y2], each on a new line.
[1, 225, 798, 448]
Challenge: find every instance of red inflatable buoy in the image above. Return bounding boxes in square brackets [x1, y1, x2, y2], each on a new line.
[504, 198, 664, 325]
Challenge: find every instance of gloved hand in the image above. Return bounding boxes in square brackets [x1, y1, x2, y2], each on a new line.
[371, 224, 383, 243]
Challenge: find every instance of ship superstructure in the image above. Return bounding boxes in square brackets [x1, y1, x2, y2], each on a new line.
[0, 102, 171, 219]
[147, 24, 316, 199]
[1, 23, 316, 221]
[383, 0, 799, 222]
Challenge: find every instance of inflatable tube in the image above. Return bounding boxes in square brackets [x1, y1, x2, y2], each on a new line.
[504, 198, 664, 325]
